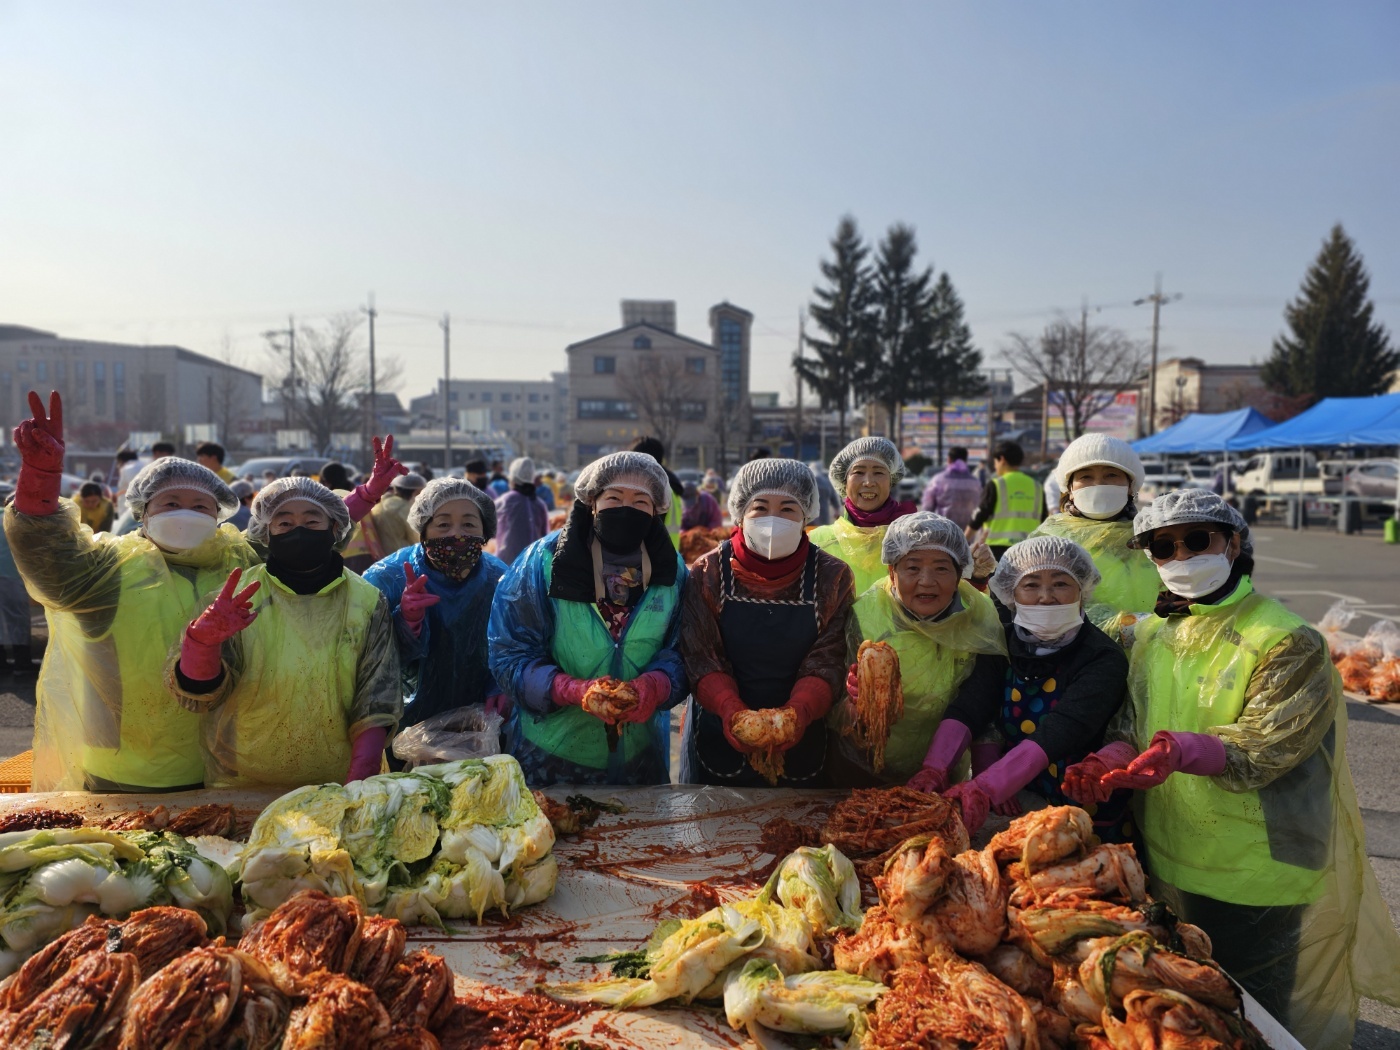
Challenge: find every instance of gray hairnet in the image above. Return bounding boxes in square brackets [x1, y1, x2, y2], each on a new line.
[395, 472, 427, 492]
[230, 480, 256, 500]
[408, 477, 498, 541]
[881, 512, 972, 576]
[828, 437, 907, 493]
[507, 457, 535, 485]
[126, 458, 238, 523]
[574, 451, 672, 513]
[1131, 489, 1254, 556]
[727, 458, 820, 523]
[989, 535, 1101, 607]
[247, 477, 353, 547]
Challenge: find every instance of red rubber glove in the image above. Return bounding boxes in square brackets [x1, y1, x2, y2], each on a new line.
[550, 672, 591, 708]
[970, 740, 1003, 777]
[180, 568, 261, 681]
[993, 797, 1023, 817]
[1062, 740, 1137, 804]
[484, 693, 511, 718]
[12, 391, 65, 516]
[1100, 731, 1227, 792]
[346, 727, 387, 783]
[780, 676, 831, 746]
[695, 672, 755, 755]
[343, 435, 408, 522]
[845, 663, 859, 699]
[907, 766, 949, 794]
[944, 780, 991, 835]
[398, 563, 440, 636]
[619, 671, 670, 724]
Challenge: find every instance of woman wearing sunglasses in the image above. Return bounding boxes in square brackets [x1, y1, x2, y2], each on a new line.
[1062, 490, 1399, 1047]
[1028, 434, 1162, 640]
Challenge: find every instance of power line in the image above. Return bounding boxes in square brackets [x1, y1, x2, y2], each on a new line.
[1134, 276, 1183, 436]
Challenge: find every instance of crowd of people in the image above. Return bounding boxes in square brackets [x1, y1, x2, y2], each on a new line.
[2, 387, 1398, 1046]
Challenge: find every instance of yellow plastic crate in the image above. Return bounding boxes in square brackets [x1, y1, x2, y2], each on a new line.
[0, 751, 33, 793]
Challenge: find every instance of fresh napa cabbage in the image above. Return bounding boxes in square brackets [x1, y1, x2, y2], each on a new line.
[0, 829, 144, 873]
[0, 900, 99, 955]
[245, 783, 351, 854]
[339, 774, 449, 906]
[504, 854, 558, 913]
[239, 845, 358, 917]
[721, 898, 822, 984]
[420, 755, 539, 829]
[381, 848, 506, 928]
[759, 845, 863, 934]
[723, 959, 885, 1039]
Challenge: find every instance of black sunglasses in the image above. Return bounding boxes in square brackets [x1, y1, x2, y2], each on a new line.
[1146, 529, 1221, 562]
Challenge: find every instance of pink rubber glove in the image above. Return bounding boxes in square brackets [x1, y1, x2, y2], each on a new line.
[944, 781, 991, 834]
[484, 693, 511, 718]
[781, 677, 832, 744]
[1100, 731, 1226, 792]
[1062, 740, 1137, 804]
[12, 391, 65, 516]
[398, 563, 440, 637]
[550, 672, 591, 708]
[994, 797, 1023, 817]
[343, 435, 408, 522]
[970, 740, 1003, 776]
[346, 727, 387, 783]
[180, 568, 261, 681]
[972, 739, 1048, 806]
[620, 671, 670, 724]
[907, 719, 972, 794]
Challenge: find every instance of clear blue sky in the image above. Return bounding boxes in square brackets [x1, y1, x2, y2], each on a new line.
[2, 1, 1397, 404]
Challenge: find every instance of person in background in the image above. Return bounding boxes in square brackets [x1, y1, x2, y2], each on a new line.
[365, 478, 508, 730]
[167, 477, 400, 788]
[322, 461, 376, 572]
[488, 460, 509, 497]
[701, 469, 724, 501]
[809, 461, 842, 527]
[680, 480, 723, 531]
[195, 441, 236, 483]
[261, 469, 278, 488]
[1064, 491, 1400, 1047]
[921, 446, 984, 528]
[228, 480, 255, 531]
[966, 440, 1045, 560]
[630, 436, 685, 537]
[494, 457, 550, 564]
[5, 391, 258, 791]
[1029, 434, 1161, 638]
[1043, 470, 1064, 520]
[534, 473, 556, 511]
[830, 512, 1004, 786]
[371, 471, 425, 554]
[465, 458, 491, 491]
[681, 458, 854, 787]
[489, 451, 687, 786]
[809, 437, 917, 596]
[0, 513, 34, 677]
[77, 482, 116, 534]
[113, 448, 142, 512]
[907, 536, 1131, 841]
[151, 440, 175, 461]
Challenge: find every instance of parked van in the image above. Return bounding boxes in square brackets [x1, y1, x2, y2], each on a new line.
[1232, 452, 1341, 497]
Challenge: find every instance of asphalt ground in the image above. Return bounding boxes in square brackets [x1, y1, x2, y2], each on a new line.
[0, 522, 1397, 1043]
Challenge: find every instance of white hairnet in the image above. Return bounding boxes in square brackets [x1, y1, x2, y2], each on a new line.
[881, 511, 972, 576]
[574, 451, 672, 512]
[989, 534, 1101, 607]
[1132, 489, 1253, 556]
[828, 437, 907, 492]
[247, 477, 353, 547]
[727, 458, 820, 523]
[1055, 434, 1145, 492]
[408, 477, 497, 540]
[126, 458, 238, 523]
[507, 457, 535, 485]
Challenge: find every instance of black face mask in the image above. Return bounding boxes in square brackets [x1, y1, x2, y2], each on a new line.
[593, 506, 654, 553]
[266, 525, 336, 572]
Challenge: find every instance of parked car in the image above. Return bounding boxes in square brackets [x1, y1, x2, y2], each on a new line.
[235, 457, 337, 483]
[1345, 460, 1399, 501]
[1232, 452, 1341, 497]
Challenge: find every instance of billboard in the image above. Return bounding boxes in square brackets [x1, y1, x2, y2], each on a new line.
[901, 399, 992, 461]
[1045, 390, 1139, 454]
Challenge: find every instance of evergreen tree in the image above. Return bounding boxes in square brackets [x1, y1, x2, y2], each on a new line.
[800, 216, 877, 445]
[917, 272, 986, 457]
[1262, 224, 1398, 399]
[867, 224, 934, 445]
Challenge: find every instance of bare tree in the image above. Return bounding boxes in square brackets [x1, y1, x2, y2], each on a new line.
[211, 334, 255, 450]
[266, 314, 367, 452]
[617, 354, 707, 460]
[1002, 316, 1145, 445]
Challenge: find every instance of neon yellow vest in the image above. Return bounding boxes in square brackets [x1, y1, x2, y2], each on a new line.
[516, 547, 682, 770]
[664, 499, 683, 538]
[1030, 514, 1162, 637]
[851, 578, 1007, 779]
[986, 471, 1041, 547]
[204, 565, 384, 789]
[1128, 578, 1333, 905]
[809, 516, 888, 596]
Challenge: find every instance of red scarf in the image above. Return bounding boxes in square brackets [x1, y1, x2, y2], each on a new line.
[844, 497, 917, 528]
[729, 523, 810, 581]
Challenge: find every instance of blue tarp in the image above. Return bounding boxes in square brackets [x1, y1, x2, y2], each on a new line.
[1133, 408, 1276, 454]
[1225, 393, 1400, 450]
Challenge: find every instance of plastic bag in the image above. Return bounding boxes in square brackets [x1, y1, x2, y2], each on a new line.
[392, 706, 504, 768]
[1364, 620, 1400, 702]
[1319, 600, 1361, 663]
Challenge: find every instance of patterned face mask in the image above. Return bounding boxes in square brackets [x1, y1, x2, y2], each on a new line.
[422, 535, 485, 580]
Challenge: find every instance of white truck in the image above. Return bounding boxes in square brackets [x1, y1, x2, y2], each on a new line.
[1232, 451, 1341, 497]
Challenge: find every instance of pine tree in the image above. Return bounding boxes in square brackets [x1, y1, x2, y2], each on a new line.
[800, 216, 877, 445]
[867, 224, 934, 446]
[1262, 224, 1398, 399]
[917, 272, 986, 457]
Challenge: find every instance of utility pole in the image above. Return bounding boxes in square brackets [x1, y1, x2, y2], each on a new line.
[1134, 275, 1182, 436]
[362, 294, 378, 454]
[263, 316, 297, 433]
[441, 313, 452, 472]
[793, 308, 805, 461]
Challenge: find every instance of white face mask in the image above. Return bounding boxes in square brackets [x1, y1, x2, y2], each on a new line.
[1155, 553, 1233, 599]
[1014, 601, 1084, 642]
[743, 515, 804, 560]
[1072, 484, 1129, 520]
[144, 509, 218, 552]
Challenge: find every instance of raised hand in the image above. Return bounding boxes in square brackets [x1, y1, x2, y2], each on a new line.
[14, 391, 65, 471]
[364, 435, 409, 499]
[399, 563, 441, 630]
[189, 568, 261, 646]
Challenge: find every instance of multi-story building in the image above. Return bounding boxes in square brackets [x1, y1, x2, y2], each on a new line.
[408, 376, 567, 465]
[1144, 357, 1268, 432]
[0, 324, 265, 453]
[566, 300, 748, 469]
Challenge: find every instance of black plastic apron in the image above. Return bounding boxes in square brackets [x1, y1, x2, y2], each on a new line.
[690, 540, 828, 787]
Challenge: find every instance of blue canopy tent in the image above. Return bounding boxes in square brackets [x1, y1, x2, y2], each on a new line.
[1133, 407, 1275, 455]
[1226, 394, 1400, 451]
